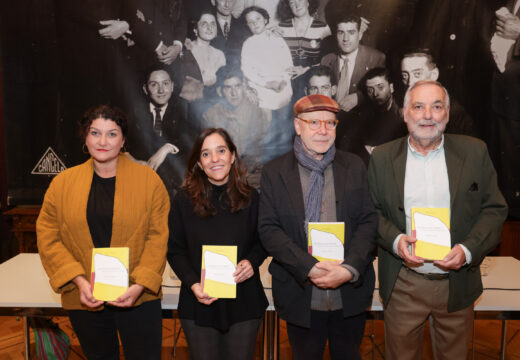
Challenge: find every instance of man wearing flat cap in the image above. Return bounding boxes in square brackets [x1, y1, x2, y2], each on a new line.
[259, 94, 378, 359]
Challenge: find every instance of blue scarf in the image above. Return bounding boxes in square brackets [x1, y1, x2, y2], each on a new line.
[293, 136, 335, 224]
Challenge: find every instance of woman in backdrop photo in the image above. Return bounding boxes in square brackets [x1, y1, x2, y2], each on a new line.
[278, 0, 331, 78]
[175, 9, 226, 104]
[167, 128, 268, 360]
[37, 105, 170, 360]
[241, 5, 293, 113]
[241, 5, 295, 159]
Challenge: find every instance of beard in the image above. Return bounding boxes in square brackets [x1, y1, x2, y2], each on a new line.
[409, 119, 446, 146]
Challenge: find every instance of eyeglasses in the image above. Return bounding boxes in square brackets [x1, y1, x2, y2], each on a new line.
[297, 117, 338, 130]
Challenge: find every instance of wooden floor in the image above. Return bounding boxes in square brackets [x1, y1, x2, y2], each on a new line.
[1, 316, 520, 359]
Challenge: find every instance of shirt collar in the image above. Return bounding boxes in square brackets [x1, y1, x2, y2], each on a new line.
[340, 48, 359, 62]
[149, 103, 167, 114]
[407, 135, 444, 157]
[216, 13, 231, 27]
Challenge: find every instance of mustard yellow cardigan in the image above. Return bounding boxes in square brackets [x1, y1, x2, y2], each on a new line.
[37, 155, 170, 310]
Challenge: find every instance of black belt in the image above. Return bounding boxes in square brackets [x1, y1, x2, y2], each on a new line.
[404, 266, 449, 280]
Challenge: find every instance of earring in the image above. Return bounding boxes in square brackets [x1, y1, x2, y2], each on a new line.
[82, 144, 89, 154]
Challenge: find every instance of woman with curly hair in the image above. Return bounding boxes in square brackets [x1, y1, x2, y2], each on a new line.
[37, 105, 169, 359]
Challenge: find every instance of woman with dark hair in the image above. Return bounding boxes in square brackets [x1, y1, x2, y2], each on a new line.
[278, 0, 331, 78]
[175, 9, 226, 102]
[37, 105, 169, 360]
[167, 128, 268, 360]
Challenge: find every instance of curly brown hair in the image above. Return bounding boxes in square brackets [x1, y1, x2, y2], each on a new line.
[79, 105, 128, 142]
[183, 128, 253, 217]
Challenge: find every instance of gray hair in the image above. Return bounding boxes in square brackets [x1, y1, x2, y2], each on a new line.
[403, 80, 450, 109]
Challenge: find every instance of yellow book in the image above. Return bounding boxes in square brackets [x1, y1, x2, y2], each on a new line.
[411, 208, 451, 260]
[308, 222, 345, 262]
[201, 245, 237, 299]
[91, 247, 129, 301]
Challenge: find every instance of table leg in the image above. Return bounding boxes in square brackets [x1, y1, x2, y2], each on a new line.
[471, 315, 476, 360]
[368, 319, 384, 359]
[14, 230, 26, 254]
[500, 320, 507, 360]
[23, 316, 30, 360]
[263, 311, 278, 360]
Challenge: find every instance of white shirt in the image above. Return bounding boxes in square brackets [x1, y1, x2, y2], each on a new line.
[217, 14, 232, 35]
[149, 103, 168, 128]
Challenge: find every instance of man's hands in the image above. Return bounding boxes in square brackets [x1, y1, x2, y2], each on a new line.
[338, 93, 358, 112]
[156, 43, 182, 65]
[147, 143, 179, 171]
[397, 235, 466, 270]
[99, 20, 129, 40]
[308, 261, 352, 289]
[496, 11, 520, 40]
[434, 245, 466, 270]
[397, 235, 424, 265]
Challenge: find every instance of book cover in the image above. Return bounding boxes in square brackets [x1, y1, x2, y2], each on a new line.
[91, 247, 129, 301]
[308, 222, 345, 262]
[201, 245, 237, 299]
[411, 207, 451, 260]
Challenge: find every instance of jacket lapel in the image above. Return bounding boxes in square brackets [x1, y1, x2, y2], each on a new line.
[350, 45, 365, 91]
[110, 155, 129, 247]
[280, 154, 306, 246]
[67, 158, 95, 249]
[444, 135, 464, 208]
[392, 137, 408, 208]
[333, 157, 347, 221]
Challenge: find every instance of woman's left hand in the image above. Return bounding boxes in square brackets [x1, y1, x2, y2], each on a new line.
[233, 260, 254, 284]
[107, 284, 144, 308]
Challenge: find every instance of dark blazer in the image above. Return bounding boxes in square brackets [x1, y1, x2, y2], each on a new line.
[127, 99, 187, 196]
[128, 100, 182, 158]
[321, 44, 386, 104]
[211, 15, 249, 65]
[124, 0, 187, 69]
[367, 134, 508, 312]
[259, 150, 378, 328]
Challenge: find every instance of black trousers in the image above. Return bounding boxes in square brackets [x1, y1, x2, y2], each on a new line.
[180, 318, 262, 360]
[68, 299, 162, 360]
[286, 310, 366, 360]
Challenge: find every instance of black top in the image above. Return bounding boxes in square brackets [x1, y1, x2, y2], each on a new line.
[86, 172, 115, 248]
[167, 184, 268, 331]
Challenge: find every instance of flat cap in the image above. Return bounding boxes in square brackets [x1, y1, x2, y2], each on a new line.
[293, 94, 340, 116]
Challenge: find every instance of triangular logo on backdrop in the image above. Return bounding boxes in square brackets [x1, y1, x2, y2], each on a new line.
[31, 147, 67, 175]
